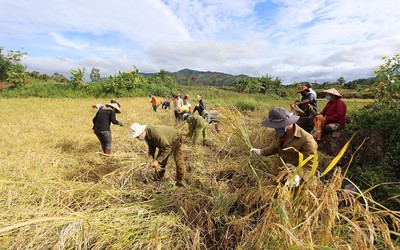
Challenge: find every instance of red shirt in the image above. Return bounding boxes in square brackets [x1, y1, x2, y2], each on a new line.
[320, 98, 346, 125]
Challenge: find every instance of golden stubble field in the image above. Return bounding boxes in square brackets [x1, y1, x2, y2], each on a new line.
[1, 97, 398, 250]
[0, 97, 271, 249]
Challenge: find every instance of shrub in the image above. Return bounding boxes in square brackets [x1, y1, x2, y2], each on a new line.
[235, 99, 258, 111]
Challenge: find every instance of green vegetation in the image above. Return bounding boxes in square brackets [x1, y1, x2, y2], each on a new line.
[347, 53, 400, 209]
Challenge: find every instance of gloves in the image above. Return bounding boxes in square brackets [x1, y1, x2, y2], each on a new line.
[285, 174, 301, 188]
[250, 148, 261, 155]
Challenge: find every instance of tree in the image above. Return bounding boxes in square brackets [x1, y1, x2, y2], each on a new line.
[234, 77, 250, 93]
[0, 47, 27, 84]
[52, 73, 68, 83]
[337, 76, 346, 85]
[69, 67, 86, 89]
[369, 53, 400, 110]
[90, 68, 100, 82]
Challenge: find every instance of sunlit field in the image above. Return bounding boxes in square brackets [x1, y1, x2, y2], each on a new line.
[1, 97, 398, 249]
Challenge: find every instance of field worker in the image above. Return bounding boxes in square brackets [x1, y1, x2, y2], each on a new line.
[161, 100, 170, 110]
[318, 88, 347, 131]
[92, 103, 124, 154]
[92, 104, 104, 110]
[305, 83, 317, 98]
[202, 110, 222, 134]
[193, 95, 206, 115]
[250, 107, 317, 184]
[290, 85, 318, 132]
[111, 100, 121, 108]
[129, 123, 187, 187]
[177, 105, 190, 121]
[173, 94, 183, 120]
[149, 94, 158, 112]
[186, 114, 208, 146]
[183, 94, 189, 105]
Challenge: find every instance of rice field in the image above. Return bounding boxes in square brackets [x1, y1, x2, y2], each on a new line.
[0, 97, 398, 249]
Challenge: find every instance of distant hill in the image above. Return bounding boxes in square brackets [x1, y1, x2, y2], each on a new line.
[141, 68, 253, 86]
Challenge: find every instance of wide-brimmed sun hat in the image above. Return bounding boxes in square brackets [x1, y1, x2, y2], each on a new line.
[129, 123, 147, 138]
[321, 88, 342, 97]
[106, 103, 121, 113]
[297, 86, 309, 93]
[262, 107, 299, 128]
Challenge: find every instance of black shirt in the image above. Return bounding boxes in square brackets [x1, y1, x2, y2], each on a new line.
[92, 108, 121, 133]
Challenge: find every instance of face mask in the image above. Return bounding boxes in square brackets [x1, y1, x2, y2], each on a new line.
[325, 95, 331, 101]
[275, 127, 287, 137]
[137, 134, 145, 141]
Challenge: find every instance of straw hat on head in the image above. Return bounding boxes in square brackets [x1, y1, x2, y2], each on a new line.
[106, 103, 121, 113]
[262, 107, 299, 128]
[196, 95, 202, 101]
[129, 123, 147, 138]
[321, 88, 342, 97]
[297, 86, 309, 93]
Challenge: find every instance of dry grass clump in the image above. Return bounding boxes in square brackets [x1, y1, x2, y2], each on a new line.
[0, 98, 399, 249]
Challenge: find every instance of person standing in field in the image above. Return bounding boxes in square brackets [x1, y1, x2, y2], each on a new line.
[316, 88, 347, 132]
[129, 123, 187, 187]
[173, 94, 183, 120]
[186, 114, 208, 146]
[149, 94, 158, 112]
[250, 107, 317, 185]
[193, 95, 206, 115]
[183, 94, 189, 105]
[92, 103, 124, 154]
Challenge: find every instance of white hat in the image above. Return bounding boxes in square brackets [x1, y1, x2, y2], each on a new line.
[129, 123, 147, 138]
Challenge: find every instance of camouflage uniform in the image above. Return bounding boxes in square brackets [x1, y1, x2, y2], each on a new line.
[144, 125, 186, 185]
[187, 115, 208, 145]
[260, 123, 317, 181]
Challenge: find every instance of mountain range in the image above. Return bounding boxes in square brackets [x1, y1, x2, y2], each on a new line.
[141, 68, 252, 86]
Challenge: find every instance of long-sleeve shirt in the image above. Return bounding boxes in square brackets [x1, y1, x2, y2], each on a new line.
[197, 99, 206, 114]
[92, 108, 121, 133]
[173, 97, 183, 111]
[144, 125, 182, 163]
[320, 98, 347, 125]
[260, 124, 317, 177]
[187, 115, 208, 145]
[151, 96, 157, 106]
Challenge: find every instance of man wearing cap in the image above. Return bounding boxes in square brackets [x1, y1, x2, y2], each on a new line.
[186, 114, 208, 146]
[291, 85, 318, 132]
[129, 123, 187, 187]
[250, 107, 317, 183]
[92, 103, 124, 154]
[318, 88, 347, 131]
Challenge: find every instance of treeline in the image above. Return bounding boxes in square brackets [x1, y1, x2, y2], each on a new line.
[1, 46, 378, 99]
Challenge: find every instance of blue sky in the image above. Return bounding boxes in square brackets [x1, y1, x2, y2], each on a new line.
[1, 0, 399, 84]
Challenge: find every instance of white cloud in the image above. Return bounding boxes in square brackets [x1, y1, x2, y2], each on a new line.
[2, 0, 400, 84]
